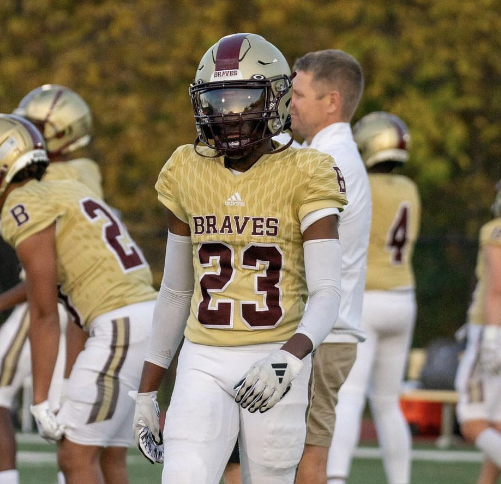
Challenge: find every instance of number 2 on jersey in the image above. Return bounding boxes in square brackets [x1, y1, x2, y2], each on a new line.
[81, 198, 145, 272]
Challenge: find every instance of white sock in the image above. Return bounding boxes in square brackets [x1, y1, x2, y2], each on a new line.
[327, 479, 346, 484]
[0, 469, 19, 484]
[57, 471, 66, 484]
[476, 428, 501, 467]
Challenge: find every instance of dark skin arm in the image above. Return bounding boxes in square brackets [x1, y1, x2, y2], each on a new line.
[64, 320, 88, 378]
[0, 281, 28, 313]
[16, 223, 60, 404]
[484, 243, 501, 328]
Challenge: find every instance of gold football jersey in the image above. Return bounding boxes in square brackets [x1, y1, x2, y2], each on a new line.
[156, 144, 348, 347]
[44, 158, 103, 198]
[1, 179, 157, 330]
[468, 218, 501, 326]
[365, 173, 421, 291]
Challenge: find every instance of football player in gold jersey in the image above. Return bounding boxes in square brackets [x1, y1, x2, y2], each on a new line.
[455, 182, 501, 484]
[14, 84, 105, 389]
[0, 85, 105, 484]
[327, 112, 421, 484]
[0, 114, 157, 484]
[131, 33, 348, 484]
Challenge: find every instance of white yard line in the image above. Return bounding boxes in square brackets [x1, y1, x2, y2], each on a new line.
[17, 451, 145, 465]
[354, 447, 483, 463]
[17, 433, 483, 465]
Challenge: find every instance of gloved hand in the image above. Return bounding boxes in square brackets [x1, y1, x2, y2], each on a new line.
[30, 400, 64, 444]
[233, 349, 304, 413]
[129, 390, 164, 464]
[480, 325, 501, 375]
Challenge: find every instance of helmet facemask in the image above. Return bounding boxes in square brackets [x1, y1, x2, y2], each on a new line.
[190, 33, 294, 159]
[190, 76, 292, 157]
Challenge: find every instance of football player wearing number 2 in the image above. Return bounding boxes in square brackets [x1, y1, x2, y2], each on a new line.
[0, 114, 157, 484]
[133, 33, 347, 484]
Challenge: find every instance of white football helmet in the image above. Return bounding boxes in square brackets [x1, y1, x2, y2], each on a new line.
[0, 114, 49, 197]
[189, 33, 293, 155]
[13, 84, 92, 156]
[353, 111, 411, 168]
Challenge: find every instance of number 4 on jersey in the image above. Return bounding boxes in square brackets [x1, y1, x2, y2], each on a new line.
[386, 202, 410, 264]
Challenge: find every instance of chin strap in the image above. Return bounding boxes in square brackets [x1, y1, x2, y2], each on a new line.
[193, 136, 224, 159]
[270, 129, 294, 154]
[193, 128, 295, 159]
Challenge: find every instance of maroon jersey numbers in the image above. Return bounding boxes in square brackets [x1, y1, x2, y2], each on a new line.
[197, 242, 284, 329]
[81, 198, 145, 271]
[386, 202, 410, 264]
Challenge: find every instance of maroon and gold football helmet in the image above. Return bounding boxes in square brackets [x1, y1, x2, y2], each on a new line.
[189, 33, 293, 156]
[353, 111, 411, 167]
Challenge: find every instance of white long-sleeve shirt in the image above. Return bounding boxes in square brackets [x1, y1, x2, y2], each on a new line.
[303, 123, 372, 343]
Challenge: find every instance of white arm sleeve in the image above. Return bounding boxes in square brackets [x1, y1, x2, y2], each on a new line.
[300, 207, 340, 234]
[294, 239, 342, 349]
[145, 232, 194, 369]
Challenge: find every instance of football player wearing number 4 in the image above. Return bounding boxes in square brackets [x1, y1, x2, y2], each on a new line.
[132, 33, 347, 484]
[0, 114, 157, 484]
[327, 112, 421, 484]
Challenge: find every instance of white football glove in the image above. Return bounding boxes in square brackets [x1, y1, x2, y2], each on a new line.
[234, 349, 304, 413]
[480, 325, 501, 375]
[129, 391, 164, 464]
[30, 400, 64, 444]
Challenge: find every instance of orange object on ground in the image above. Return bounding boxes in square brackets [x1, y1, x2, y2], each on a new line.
[400, 398, 442, 435]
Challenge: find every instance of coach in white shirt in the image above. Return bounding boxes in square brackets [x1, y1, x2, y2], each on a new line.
[289, 49, 372, 484]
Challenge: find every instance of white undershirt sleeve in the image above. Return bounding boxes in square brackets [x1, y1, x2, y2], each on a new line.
[294, 238, 342, 349]
[300, 207, 339, 234]
[145, 232, 194, 369]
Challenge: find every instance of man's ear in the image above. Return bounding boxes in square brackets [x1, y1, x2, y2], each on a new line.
[326, 90, 342, 116]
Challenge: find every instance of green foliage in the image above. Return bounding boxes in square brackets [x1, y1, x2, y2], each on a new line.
[1, 0, 500, 341]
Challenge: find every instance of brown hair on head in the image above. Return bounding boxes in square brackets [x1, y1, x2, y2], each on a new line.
[293, 49, 364, 121]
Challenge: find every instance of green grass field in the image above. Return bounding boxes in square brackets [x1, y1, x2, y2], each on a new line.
[16, 433, 483, 484]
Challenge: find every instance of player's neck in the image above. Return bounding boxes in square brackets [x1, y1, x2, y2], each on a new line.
[49, 154, 70, 163]
[0, 181, 28, 209]
[224, 139, 272, 172]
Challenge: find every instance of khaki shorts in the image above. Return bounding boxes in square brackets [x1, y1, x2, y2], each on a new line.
[306, 343, 357, 447]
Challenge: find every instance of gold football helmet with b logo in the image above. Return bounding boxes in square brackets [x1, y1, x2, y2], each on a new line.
[353, 111, 411, 168]
[0, 114, 49, 197]
[13, 84, 92, 157]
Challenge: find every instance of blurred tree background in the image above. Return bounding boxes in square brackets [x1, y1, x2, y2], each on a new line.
[1, 0, 501, 346]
